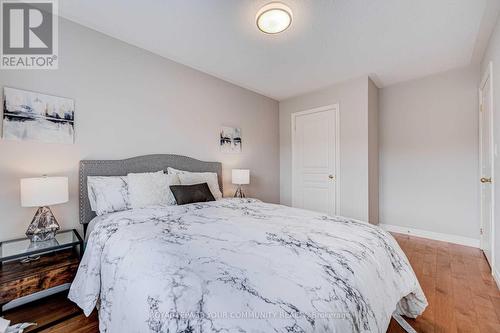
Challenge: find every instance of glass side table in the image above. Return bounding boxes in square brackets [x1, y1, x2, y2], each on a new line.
[0, 229, 83, 265]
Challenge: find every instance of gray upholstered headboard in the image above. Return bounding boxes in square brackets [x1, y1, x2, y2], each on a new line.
[79, 154, 223, 229]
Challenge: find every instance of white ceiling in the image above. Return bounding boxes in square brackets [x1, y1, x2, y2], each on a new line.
[59, 0, 495, 101]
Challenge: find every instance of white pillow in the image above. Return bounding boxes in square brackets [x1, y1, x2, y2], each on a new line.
[87, 176, 130, 216]
[164, 173, 181, 204]
[127, 171, 180, 208]
[167, 167, 222, 199]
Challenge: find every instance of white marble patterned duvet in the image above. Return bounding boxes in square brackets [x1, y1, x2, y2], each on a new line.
[69, 198, 427, 333]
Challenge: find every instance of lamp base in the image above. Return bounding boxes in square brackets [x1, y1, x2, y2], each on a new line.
[26, 206, 60, 242]
[234, 185, 246, 198]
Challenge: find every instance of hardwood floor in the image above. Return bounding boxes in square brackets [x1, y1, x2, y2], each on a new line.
[387, 233, 500, 333]
[3, 233, 499, 332]
[2, 292, 98, 333]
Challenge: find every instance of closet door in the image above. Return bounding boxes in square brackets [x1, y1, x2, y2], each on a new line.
[292, 105, 339, 216]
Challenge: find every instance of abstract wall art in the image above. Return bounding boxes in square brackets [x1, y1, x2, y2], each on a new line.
[219, 126, 241, 153]
[2, 87, 75, 144]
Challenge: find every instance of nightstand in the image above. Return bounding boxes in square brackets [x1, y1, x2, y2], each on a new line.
[0, 229, 83, 314]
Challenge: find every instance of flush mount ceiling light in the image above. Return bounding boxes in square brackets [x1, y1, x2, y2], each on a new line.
[256, 2, 293, 34]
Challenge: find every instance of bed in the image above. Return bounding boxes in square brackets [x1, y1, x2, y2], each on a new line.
[69, 154, 427, 333]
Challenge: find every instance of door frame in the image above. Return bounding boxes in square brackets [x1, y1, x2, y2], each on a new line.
[291, 104, 340, 215]
[479, 61, 495, 270]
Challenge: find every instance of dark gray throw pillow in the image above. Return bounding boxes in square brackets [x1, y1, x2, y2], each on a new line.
[169, 183, 216, 205]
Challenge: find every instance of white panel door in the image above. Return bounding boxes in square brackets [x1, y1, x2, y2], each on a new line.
[292, 106, 338, 216]
[479, 64, 494, 268]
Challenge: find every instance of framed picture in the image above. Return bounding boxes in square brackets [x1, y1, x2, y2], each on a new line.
[220, 126, 241, 153]
[2, 87, 75, 144]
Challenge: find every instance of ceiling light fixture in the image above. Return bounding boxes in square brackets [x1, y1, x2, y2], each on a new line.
[256, 2, 293, 34]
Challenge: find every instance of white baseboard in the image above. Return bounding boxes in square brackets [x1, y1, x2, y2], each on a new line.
[493, 268, 500, 290]
[380, 224, 480, 248]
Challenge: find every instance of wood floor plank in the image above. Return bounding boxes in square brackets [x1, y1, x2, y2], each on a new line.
[478, 321, 500, 333]
[434, 243, 456, 333]
[3, 292, 82, 333]
[38, 311, 99, 333]
[490, 295, 500, 321]
[452, 275, 479, 333]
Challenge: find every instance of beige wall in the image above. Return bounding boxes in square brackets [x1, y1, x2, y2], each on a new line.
[481, 15, 500, 277]
[279, 76, 378, 222]
[379, 65, 480, 240]
[0, 19, 280, 241]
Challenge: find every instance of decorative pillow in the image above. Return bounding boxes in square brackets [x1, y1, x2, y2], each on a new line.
[127, 171, 180, 209]
[167, 167, 222, 199]
[169, 183, 215, 205]
[87, 176, 130, 216]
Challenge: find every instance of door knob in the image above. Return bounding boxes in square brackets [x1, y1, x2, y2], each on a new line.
[480, 177, 492, 183]
[328, 175, 335, 180]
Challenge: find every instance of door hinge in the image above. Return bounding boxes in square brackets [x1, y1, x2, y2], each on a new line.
[480, 104, 484, 112]
[480, 227, 484, 235]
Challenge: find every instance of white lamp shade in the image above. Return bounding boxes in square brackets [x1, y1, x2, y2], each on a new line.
[20, 177, 69, 207]
[232, 169, 250, 185]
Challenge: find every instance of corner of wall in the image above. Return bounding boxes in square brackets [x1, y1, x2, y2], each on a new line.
[368, 78, 379, 224]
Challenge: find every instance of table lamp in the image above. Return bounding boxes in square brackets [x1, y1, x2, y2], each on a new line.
[20, 176, 68, 242]
[232, 169, 250, 198]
